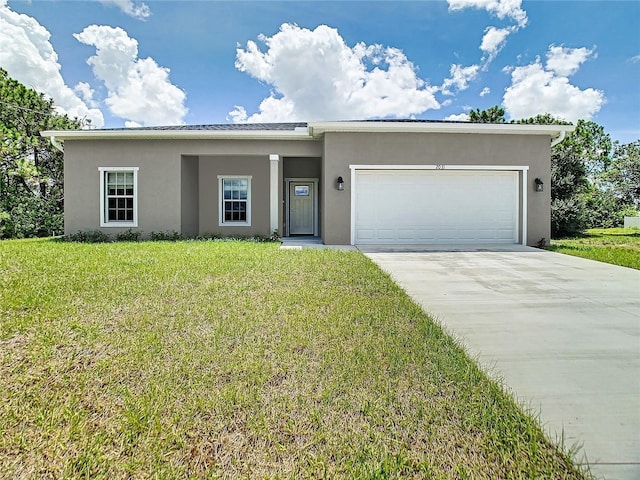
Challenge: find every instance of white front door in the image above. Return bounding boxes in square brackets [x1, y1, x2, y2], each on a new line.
[289, 182, 315, 235]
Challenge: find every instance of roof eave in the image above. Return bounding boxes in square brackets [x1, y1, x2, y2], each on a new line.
[307, 121, 575, 137]
[39, 129, 313, 141]
[41, 121, 576, 143]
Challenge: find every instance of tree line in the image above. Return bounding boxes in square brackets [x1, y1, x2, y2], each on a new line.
[1, 71, 638, 239]
[1, 68, 79, 238]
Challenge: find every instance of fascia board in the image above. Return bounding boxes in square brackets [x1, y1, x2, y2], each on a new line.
[39, 129, 313, 141]
[308, 122, 575, 137]
[41, 122, 576, 142]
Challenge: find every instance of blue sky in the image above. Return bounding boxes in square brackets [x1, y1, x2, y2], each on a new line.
[1, 0, 639, 142]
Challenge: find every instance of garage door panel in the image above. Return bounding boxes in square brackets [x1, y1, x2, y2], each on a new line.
[354, 170, 519, 245]
[438, 229, 457, 241]
[459, 229, 480, 240]
[497, 228, 516, 240]
[416, 228, 437, 240]
[376, 229, 395, 241]
[357, 229, 375, 241]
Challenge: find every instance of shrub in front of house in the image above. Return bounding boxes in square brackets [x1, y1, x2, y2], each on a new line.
[64, 230, 111, 243]
[150, 230, 184, 241]
[116, 229, 142, 242]
[62, 229, 281, 243]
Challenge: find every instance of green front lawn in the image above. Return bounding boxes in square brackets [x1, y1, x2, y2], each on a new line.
[548, 228, 640, 269]
[1, 239, 589, 479]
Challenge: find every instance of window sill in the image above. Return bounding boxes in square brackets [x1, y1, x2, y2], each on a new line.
[100, 222, 138, 228]
[218, 222, 251, 227]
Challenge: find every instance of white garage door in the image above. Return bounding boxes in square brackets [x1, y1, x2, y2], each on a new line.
[354, 169, 519, 245]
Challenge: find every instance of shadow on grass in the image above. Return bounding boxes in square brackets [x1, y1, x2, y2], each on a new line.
[545, 244, 584, 252]
[553, 234, 640, 242]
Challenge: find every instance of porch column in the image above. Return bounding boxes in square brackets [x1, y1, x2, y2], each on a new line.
[269, 154, 280, 235]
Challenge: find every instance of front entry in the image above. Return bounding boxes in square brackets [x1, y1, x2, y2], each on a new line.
[287, 180, 317, 235]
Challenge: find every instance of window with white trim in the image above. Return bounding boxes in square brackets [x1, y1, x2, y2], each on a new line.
[99, 167, 138, 227]
[218, 176, 251, 226]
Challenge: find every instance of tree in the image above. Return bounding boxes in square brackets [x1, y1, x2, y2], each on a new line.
[0, 68, 79, 238]
[469, 105, 506, 123]
[600, 140, 640, 210]
[582, 185, 637, 229]
[570, 120, 612, 178]
[514, 113, 571, 126]
[549, 120, 614, 236]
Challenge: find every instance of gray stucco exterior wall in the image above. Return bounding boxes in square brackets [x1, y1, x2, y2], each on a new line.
[180, 156, 199, 236]
[63, 138, 322, 238]
[64, 140, 183, 236]
[283, 157, 322, 179]
[321, 132, 551, 246]
[198, 155, 269, 236]
[61, 129, 552, 246]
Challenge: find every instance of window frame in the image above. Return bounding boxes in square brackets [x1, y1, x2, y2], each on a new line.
[218, 175, 252, 227]
[99, 167, 139, 227]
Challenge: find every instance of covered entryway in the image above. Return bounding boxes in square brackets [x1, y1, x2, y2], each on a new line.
[353, 168, 522, 245]
[286, 178, 318, 236]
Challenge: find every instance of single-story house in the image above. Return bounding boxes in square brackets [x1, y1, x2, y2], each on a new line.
[41, 120, 574, 246]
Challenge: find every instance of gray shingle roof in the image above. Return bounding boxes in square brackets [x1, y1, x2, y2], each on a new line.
[90, 119, 491, 132]
[95, 122, 308, 132]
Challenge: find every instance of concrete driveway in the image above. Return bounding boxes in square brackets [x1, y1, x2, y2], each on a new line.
[362, 245, 640, 480]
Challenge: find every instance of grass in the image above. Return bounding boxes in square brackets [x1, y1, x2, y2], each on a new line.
[548, 227, 640, 269]
[0, 239, 590, 479]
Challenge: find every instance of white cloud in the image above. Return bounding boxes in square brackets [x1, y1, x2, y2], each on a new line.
[447, 0, 527, 28]
[228, 105, 248, 124]
[445, 112, 470, 121]
[480, 26, 513, 63]
[440, 64, 479, 95]
[503, 48, 604, 122]
[74, 82, 98, 108]
[480, 87, 490, 96]
[448, 0, 526, 70]
[74, 25, 187, 126]
[0, 0, 104, 127]
[545, 45, 595, 76]
[230, 23, 440, 122]
[98, 0, 150, 20]
[630, 55, 640, 63]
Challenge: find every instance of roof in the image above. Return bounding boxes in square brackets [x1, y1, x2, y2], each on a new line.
[98, 122, 308, 132]
[307, 121, 574, 138]
[41, 120, 575, 145]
